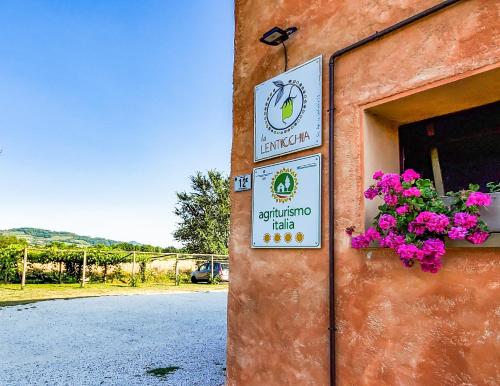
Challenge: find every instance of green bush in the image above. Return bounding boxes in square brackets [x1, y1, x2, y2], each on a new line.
[0, 245, 22, 283]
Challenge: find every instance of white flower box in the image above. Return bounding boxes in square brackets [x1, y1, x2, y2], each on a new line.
[480, 192, 500, 233]
[443, 192, 500, 233]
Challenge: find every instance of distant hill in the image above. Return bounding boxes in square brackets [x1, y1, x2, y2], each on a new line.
[0, 227, 141, 247]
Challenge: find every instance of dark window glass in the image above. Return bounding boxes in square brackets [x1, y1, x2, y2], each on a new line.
[199, 264, 208, 271]
[399, 101, 500, 193]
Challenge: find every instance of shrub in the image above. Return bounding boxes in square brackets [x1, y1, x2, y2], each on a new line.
[0, 245, 22, 283]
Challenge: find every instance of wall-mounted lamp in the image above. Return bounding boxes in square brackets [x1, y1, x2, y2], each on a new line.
[259, 26, 297, 46]
[259, 26, 298, 72]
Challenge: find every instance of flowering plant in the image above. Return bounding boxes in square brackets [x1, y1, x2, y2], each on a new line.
[349, 170, 491, 273]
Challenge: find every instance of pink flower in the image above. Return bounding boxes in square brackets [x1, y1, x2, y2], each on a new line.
[380, 232, 405, 249]
[420, 259, 442, 273]
[408, 221, 426, 235]
[427, 214, 450, 233]
[448, 227, 468, 240]
[383, 193, 398, 206]
[377, 173, 403, 194]
[396, 243, 424, 261]
[365, 227, 381, 241]
[422, 238, 445, 258]
[466, 192, 491, 207]
[350, 227, 381, 249]
[351, 169, 489, 273]
[364, 187, 378, 200]
[372, 170, 384, 180]
[414, 211, 449, 233]
[351, 234, 370, 249]
[466, 230, 489, 245]
[453, 212, 477, 229]
[395, 204, 409, 216]
[402, 187, 421, 198]
[401, 169, 420, 182]
[415, 211, 432, 223]
[379, 214, 397, 230]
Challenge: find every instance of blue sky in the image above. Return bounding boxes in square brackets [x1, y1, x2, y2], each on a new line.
[0, 0, 234, 246]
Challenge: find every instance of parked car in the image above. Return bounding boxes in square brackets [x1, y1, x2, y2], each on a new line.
[191, 262, 229, 283]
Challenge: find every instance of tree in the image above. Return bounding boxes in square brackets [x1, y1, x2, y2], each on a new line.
[0, 236, 26, 283]
[173, 170, 230, 254]
[285, 176, 291, 191]
[0, 235, 27, 248]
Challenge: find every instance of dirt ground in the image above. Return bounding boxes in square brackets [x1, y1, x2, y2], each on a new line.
[0, 291, 228, 385]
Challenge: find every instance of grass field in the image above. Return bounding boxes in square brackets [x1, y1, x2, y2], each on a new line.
[0, 282, 228, 307]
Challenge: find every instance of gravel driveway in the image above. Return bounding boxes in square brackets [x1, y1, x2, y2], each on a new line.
[0, 290, 227, 386]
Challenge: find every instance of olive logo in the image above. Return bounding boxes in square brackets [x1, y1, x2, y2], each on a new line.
[264, 80, 306, 134]
[271, 168, 298, 203]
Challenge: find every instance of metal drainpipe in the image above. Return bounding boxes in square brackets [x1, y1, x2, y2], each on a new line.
[327, 1, 462, 384]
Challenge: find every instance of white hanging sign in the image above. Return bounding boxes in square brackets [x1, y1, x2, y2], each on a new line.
[254, 56, 322, 162]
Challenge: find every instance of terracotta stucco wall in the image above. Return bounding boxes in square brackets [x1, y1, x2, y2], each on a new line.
[228, 1, 500, 385]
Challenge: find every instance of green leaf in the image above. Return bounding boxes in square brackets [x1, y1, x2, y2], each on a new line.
[486, 182, 500, 193]
[281, 97, 294, 122]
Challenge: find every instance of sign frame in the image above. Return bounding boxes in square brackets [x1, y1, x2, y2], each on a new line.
[251, 153, 322, 249]
[254, 55, 322, 162]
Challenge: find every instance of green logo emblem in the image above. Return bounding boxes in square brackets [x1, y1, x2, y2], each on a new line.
[271, 168, 298, 203]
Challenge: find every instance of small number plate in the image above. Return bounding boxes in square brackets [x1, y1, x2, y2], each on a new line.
[234, 174, 252, 192]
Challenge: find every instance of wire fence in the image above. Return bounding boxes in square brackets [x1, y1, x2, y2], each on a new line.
[0, 246, 229, 289]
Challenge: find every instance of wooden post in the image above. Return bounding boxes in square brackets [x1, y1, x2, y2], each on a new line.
[426, 124, 445, 197]
[131, 251, 136, 286]
[175, 254, 179, 286]
[81, 249, 87, 288]
[210, 255, 214, 282]
[430, 147, 445, 196]
[58, 261, 62, 284]
[21, 247, 28, 289]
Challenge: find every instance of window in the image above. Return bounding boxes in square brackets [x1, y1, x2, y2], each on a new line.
[399, 102, 500, 194]
[363, 67, 500, 240]
[199, 264, 208, 271]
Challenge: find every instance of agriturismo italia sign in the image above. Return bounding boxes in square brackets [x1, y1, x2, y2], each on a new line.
[252, 154, 321, 248]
